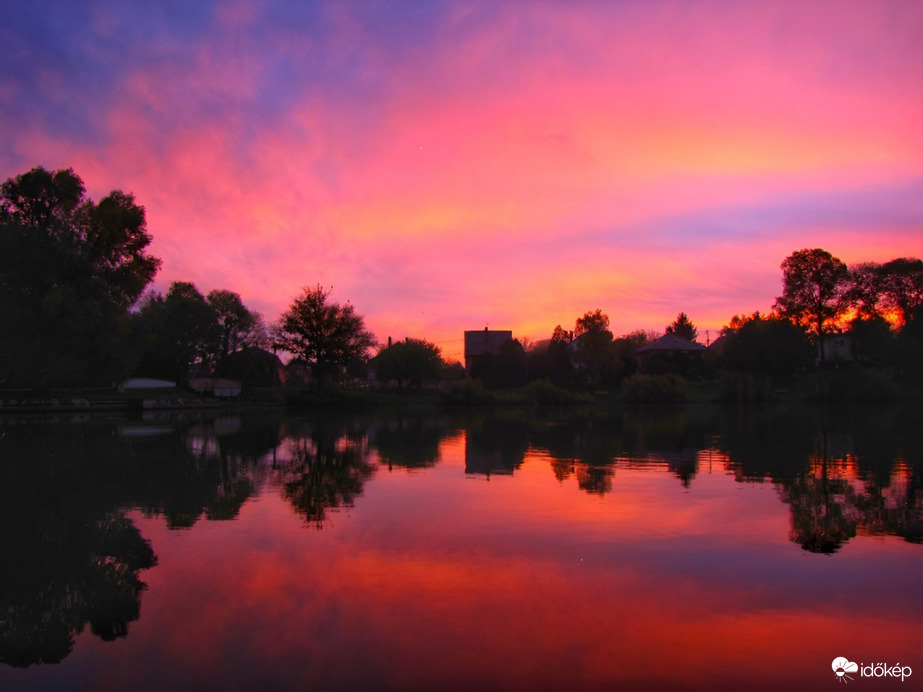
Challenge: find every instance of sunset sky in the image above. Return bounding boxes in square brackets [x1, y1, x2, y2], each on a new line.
[2, 1, 921, 361]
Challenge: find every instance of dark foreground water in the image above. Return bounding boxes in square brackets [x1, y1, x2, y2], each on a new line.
[0, 404, 920, 691]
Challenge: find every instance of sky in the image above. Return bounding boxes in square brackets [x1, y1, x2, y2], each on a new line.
[1, 0, 921, 362]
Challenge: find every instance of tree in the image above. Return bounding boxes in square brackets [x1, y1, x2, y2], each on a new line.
[848, 315, 894, 365]
[372, 338, 444, 389]
[843, 258, 923, 327]
[572, 309, 616, 387]
[551, 325, 573, 344]
[0, 166, 159, 386]
[132, 282, 219, 381]
[206, 289, 256, 360]
[164, 282, 219, 371]
[877, 258, 923, 326]
[721, 315, 813, 378]
[665, 312, 698, 341]
[575, 309, 609, 337]
[773, 248, 849, 360]
[843, 262, 882, 321]
[276, 285, 376, 384]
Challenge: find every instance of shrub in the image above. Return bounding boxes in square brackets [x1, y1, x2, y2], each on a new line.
[809, 370, 900, 402]
[521, 379, 590, 406]
[718, 371, 775, 402]
[623, 374, 686, 405]
[438, 379, 495, 405]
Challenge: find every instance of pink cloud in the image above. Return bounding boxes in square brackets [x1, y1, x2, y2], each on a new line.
[4, 1, 921, 357]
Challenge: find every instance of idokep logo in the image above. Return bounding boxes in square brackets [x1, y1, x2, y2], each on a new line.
[833, 658, 859, 683]
[832, 657, 913, 683]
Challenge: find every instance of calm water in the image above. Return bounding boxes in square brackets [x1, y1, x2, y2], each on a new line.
[1, 404, 920, 691]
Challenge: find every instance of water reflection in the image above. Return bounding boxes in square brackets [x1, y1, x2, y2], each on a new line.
[280, 416, 375, 528]
[0, 419, 159, 667]
[0, 404, 920, 686]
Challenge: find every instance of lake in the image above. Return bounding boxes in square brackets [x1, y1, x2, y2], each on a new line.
[1, 404, 920, 691]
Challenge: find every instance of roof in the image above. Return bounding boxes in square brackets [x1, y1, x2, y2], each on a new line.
[636, 334, 706, 353]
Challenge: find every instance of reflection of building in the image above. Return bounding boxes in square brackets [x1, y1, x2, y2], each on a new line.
[464, 328, 513, 371]
[464, 446, 516, 477]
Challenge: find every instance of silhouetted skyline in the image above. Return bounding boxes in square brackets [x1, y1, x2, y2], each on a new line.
[2, 1, 921, 361]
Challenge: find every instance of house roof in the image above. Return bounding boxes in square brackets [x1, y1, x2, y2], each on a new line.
[636, 334, 706, 353]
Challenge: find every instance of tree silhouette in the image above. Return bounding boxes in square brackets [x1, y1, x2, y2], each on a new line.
[372, 338, 444, 389]
[666, 312, 698, 341]
[207, 289, 257, 361]
[0, 166, 160, 386]
[877, 258, 923, 326]
[773, 248, 848, 361]
[572, 309, 617, 387]
[276, 285, 376, 385]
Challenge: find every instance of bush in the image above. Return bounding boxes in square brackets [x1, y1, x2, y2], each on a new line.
[809, 370, 900, 402]
[623, 374, 686, 405]
[521, 379, 590, 406]
[438, 379, 495, 405]
[718, 371, 775, 402]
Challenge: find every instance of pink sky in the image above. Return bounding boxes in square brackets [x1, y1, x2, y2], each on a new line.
[2, 1, 921, 361]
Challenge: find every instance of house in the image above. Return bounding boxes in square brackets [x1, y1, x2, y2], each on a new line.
[636, 334, 706, 374]
[464, 328, 513, 371]
[215, 346, 286, 387]
[820, 333, 854, 363]
[187, 377, 242, 398]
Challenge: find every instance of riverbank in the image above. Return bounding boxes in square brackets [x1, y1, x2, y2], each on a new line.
[2, 368, 920, 415]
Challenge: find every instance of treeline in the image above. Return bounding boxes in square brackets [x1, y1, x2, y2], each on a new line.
[2, 165, 922, 392]
[457, 248, 923, 393]
[0, 167, 275, 387]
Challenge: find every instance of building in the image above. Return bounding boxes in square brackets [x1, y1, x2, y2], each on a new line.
[636, 334, 706, 374]
[464, 328, 513, 371]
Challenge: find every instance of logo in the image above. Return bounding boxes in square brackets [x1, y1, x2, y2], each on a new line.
[831, 657, 913, 683]
[833, 658, 859, 683]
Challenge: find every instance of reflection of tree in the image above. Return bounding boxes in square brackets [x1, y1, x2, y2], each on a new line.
[547, 418, 619, 494]
[126, 412, 286, 528]
[782, 453, 858, 554]
[281, 419, 375, 528]
[720, 406, 923, 553]
[532, 410, 714, 494]
[370, 416, 449, 471]
[0, 504, 155, 667]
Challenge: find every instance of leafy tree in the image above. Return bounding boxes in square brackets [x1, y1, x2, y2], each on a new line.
[0, 167, 159, 386]
[527, 328, 575, 386]
[665, 312, 698, 341]
[848, 315, 894, 365]
[551, 324, 574, 344]
[373, 338, 444, 389]
[844, 258, 923, 327]
[843, 262, 883, 320]
[723, 311, 764, 333]
[720, 315, 813, 378]
[572, 309, 616, 387]
[611, 329, 654, 380]
[877, 258, 923, 326]
[276, 285, 376, 384]
[206, 289, 256, 360]
[132, 282, 218, 381]
[495, 338, 528, 388]
[773, 248, 849, 360]
[574, 309, 609, 337]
